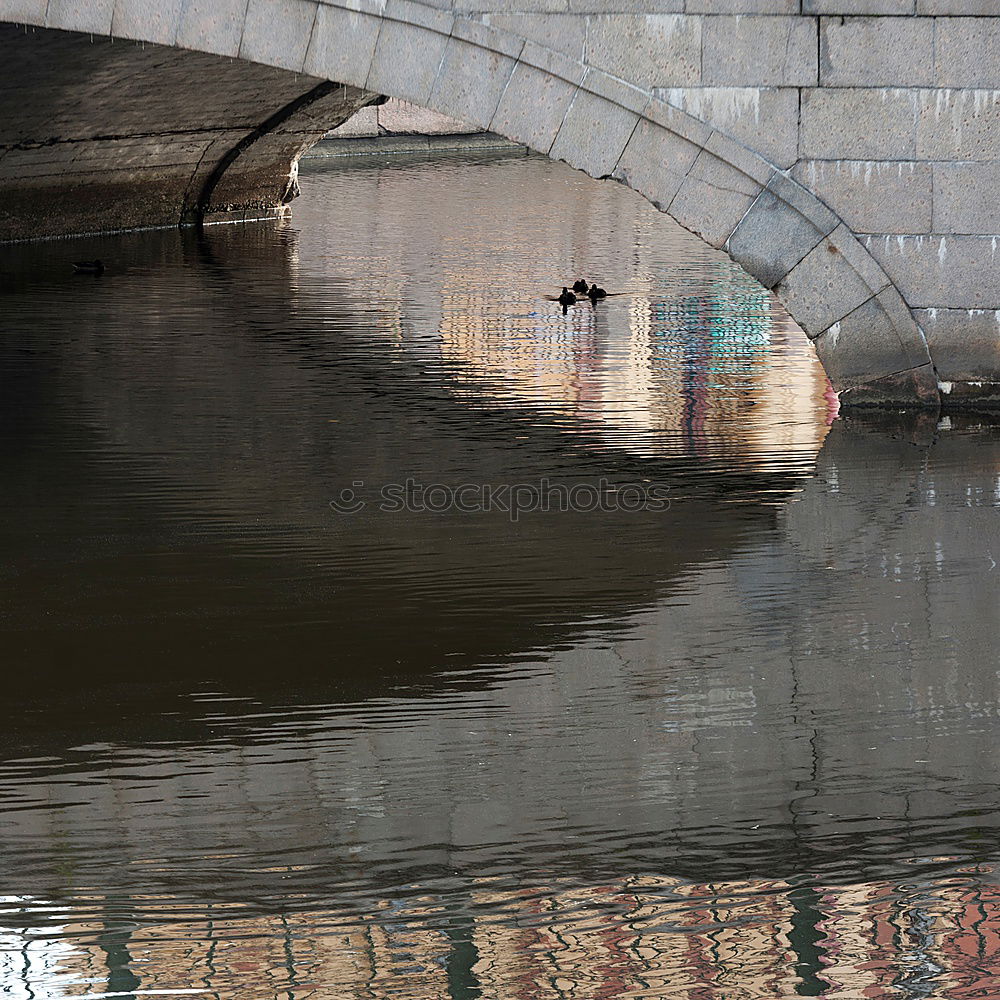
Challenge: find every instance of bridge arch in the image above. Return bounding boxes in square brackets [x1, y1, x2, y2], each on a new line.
[0, 0, 939, 407]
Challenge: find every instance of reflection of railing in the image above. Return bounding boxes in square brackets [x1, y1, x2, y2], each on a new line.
[7, 873, 999, 998]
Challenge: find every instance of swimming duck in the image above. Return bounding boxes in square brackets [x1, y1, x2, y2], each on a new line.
[72, 260, 105, 275]
[558, 287, 577, 308]
[588, 283, 607, 302]
[572, 278, 589, 294]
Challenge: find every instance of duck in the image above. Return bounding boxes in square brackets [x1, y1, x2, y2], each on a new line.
[557, 287, 577, 308]
[72, 259, 105, 275]
[572, 278, 589, 294]
[588, 283, 607, 302]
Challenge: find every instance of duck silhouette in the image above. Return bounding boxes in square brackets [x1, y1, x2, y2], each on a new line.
[588, 283, 607, 302]
[557, 287, 577, 313]
[72, 259, 105, 275]
[572, 278, 589, 294]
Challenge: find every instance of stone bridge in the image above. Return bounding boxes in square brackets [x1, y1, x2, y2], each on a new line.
[1, 0, 998, 407]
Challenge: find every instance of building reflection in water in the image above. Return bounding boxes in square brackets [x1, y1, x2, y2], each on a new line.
[2, 156, 998, 1000]
[3, 871, 999, 998]
[304, 152, 835, 467]
[431, 265, 832, 465]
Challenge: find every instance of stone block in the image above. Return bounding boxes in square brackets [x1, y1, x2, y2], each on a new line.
[570, 0, 683, 10]
[837, 364, 939, 407]
[767, 170, 840, 232]
[303, 4, 381, 86]
[517, 39, 587, 86]
[46, 0, 114, 34]
[330, 104, 379, 136]
[449, 18, 525, 58]
[454, 0, 567, 10]
[705, 130, 773, 186]
[427, 37, 517, 131]
[611, 117, 701, 211]
[491, 61, 579, 153]
[112, 0, 183, 44]
[935, 18, 1000, 89]
[792, 160, 932, 235]
[820, 17, 934, 87]
[376, 100, 471, 134]
[1, 0, 46, 25]
[728, 184, 832, 290]
[644, 95, 712, 147]
[702, 16, 817, 87]
[806, 0, 913, 10]
[654, 86, 799, 168]
[585, 15, 700, 89]
[689, 0, 796, 10]
[862, 234, 1000, 309]
[917, 90, 1000, 160]
[827, 222, 892, 294]
[549, 88, 639, 178]
[668, 148, 762, 249]
[384, 0, 454, 33]
[775, 228, 876, 337]
[238, 0, 317, 71]
[915, 307, 1000, 381]
[584, 69, 648, 115]
[813, 288, 930, 390]
[917, 0, 996, 10]
[386, 0, 454, 35]
[932, 162, 1000, 234]
[481, 13, 586, 61]
[367, 20, 450, 106]
[800, 88, 917, 159]
[874, 283, 928, 348]
[177, 0, 248, 56]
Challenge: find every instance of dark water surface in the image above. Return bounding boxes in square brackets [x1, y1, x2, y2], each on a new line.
[1, 152, 998, 998]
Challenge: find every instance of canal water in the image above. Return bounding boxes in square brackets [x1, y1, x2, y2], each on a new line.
[1, 150, 998, 998]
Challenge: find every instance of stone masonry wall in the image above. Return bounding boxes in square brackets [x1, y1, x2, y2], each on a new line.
[466, 2, 1000, 393]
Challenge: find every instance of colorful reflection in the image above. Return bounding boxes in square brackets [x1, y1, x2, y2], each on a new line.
[4, 869, 999, 998]
[303, 153, 836, 465]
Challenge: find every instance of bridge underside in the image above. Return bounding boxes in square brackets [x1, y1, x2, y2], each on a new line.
[0, 25, 376, 240]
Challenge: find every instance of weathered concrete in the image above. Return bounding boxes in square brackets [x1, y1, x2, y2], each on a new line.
[3, 0, 1000, 407]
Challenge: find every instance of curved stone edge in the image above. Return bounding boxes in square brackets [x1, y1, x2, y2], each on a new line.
[1, 0, 939, 407]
